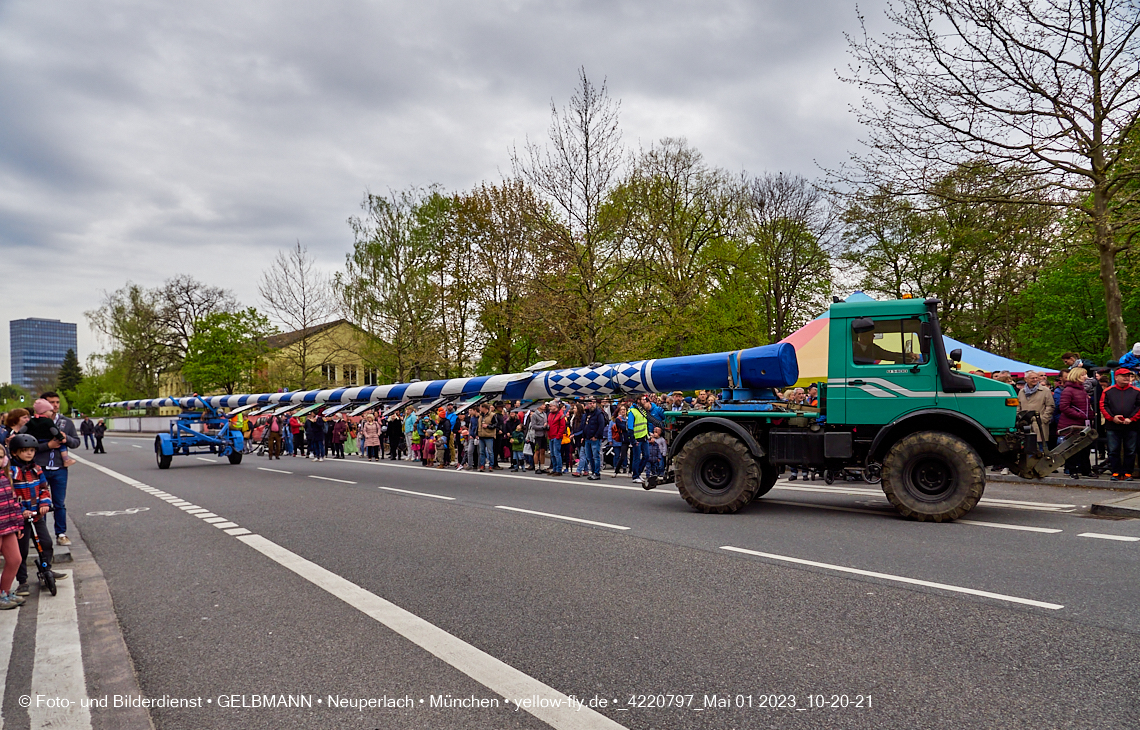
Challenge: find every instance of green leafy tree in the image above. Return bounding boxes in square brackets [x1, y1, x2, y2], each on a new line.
[181, 309, 277, 395]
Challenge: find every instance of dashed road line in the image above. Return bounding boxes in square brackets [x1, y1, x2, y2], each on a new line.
[308, 475, 357, 484]
[765, 500, 894, 516]
[130, 444, 141, 449]
[379, 486, 455, 500]
[720, 546, 1064, 610]
[957, 520, 1062, 533]
[495, 506, 630, 531]
[1078, 532, 1140, 542]
[258, 467, 293, 474]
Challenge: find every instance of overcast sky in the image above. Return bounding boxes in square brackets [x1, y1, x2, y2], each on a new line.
[0, 0, 887, 381]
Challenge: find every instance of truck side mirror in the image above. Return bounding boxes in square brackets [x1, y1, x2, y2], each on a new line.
[949, 348, 962, 362]
[851, 317, 875, 334]
[920, 322, 932, 340]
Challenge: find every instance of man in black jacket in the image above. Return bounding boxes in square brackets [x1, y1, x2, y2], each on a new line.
[580, 399, 608, 480]
[1099, 368, 1140, 480]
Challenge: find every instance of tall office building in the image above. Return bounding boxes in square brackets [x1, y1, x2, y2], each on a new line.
[9, 318, 78, 391]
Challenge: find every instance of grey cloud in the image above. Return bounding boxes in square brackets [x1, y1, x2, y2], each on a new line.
[0, 0, 883, 378]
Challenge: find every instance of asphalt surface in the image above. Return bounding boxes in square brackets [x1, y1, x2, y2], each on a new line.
[57, 438, 1140, 729]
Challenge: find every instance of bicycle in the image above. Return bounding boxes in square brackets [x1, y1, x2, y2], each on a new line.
[24, 510, 56, 597]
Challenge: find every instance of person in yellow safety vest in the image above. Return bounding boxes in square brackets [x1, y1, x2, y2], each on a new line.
[230, 412, 247, 439]
[627, 398, 650, 485]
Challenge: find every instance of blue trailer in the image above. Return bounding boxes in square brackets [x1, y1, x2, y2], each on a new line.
[154, 397, 245, 469]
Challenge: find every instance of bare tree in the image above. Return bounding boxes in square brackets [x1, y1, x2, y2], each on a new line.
[153, 275, 237, 364]
[258, 241, 339, 390]
[513, 68, 641, 365]
[735, 173, 836, 342]
[842, 0, 1140, 355]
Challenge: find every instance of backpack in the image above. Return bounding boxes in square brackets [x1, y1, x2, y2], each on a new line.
[610, 420, 622, 441]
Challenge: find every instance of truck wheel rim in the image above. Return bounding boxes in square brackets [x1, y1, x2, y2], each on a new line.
[909, 457, 953, 501]
[697, 455, 734, 492]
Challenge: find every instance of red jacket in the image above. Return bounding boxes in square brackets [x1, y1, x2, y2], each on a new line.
[1059, 380, 1093, 431]
[547, 410, 567, 440]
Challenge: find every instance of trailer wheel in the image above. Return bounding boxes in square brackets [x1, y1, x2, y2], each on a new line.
[674, 432, 760, 513]
[155, 436, 172, 470]
[228, 451, 243, 465]
[881, 431, 984, 522]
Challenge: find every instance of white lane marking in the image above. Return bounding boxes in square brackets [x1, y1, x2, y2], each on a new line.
[720, 546, 1064, 610]
[195, 513, 218, 519]
[1078, 532, 1140, 542]
[765, 500, 894, 516]
[201, 517, 228, 524]
[983, 497, 1076, 508]
[130, 444, 141, 449]
[379, 487, 455, 501]
[495, 506, 630, 531]
[957, 520, 1062, 533]
[224, 527, 252, 536]
[309, 475, 357, 485]
[170, 500, 191, 506]
[195, 458, 217, 464]
[30, 573, 94, 729]
[235, 534, 626, 730]
[258, 467, 293, 474]
[335, 458, 677, 495]
[179, 505, 201, 511]
[213, 522, 240, 529]
[0, 606, 17, 729]
[184, 509, 209, 514]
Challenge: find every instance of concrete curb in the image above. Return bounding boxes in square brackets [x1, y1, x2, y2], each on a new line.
[986, 472, 1140, 493]
[1090, 493, 1140, 518]
[68, 521, 156, 730]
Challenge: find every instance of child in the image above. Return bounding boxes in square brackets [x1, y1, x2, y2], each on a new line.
[510, 425, 525, 472]
[411, 428, 422, 463]
[8, 434, 60, 600]
[0, 443, 26, 609]
[421, 430, 436, 467]
[23, 399, 75, 468]
[455, 428, 470, 470]
[649, 427, 668, 477]
[433, 431, 446, 468]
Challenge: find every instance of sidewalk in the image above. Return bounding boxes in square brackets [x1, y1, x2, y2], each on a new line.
[987, 471, 1140, 492]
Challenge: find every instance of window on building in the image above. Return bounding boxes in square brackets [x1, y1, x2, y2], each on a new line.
[364, 368, 380, 386]
[342, 364, 358, 386]
[321, 364, 337, 384]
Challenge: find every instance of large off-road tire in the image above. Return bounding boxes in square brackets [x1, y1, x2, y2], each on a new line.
[155, 436, 172, 470]
[881, 431, 985, 522]
[750, 459, 779, 502]
[675, 432, 761, 513]
[228, 451, 243, 465]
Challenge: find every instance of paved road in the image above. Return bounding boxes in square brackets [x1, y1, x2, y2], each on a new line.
[9, 438, 1139, 729]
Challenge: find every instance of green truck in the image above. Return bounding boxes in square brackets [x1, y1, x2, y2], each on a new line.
[663, 297, 1096, 521]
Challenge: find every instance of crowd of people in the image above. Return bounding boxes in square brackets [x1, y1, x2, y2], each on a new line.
[0, 392, 78, 610]
[1005, 349, 1140, 482]
[239, 392, 694, 484]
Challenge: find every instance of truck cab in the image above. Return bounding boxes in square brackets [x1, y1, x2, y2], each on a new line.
[665, 297, 1095, 521]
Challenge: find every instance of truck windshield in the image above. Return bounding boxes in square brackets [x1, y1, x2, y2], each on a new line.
[852, 317, 929, 366]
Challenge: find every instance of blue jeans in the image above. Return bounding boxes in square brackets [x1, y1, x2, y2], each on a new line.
[631, 439, 650, 479]
[583, 439, 602, 476]
[1107, 429, 1137, 476]
[44, 468, 68, 537]
[480, 437, 495, 468]
[549, 440, 563, 473]
[83, 434, 95, 449]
